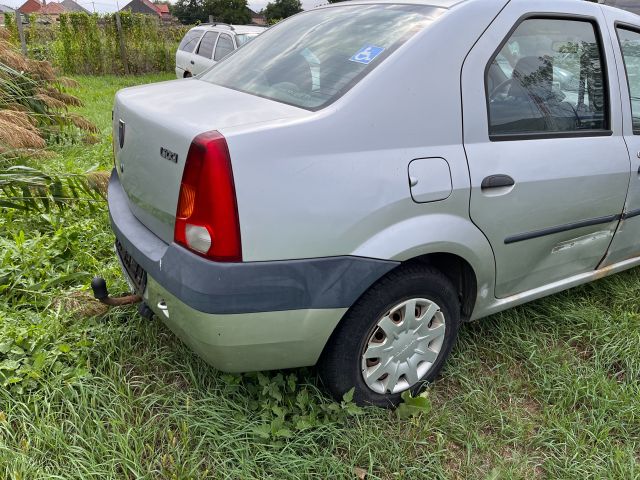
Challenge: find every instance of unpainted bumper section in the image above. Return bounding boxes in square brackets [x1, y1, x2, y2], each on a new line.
[145, 276, 347, 372]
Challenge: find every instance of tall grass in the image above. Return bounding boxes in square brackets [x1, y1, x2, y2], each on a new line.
[4, 12, 188, 75]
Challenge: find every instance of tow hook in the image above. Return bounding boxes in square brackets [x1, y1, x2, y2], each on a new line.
[91, 276, 142, 306]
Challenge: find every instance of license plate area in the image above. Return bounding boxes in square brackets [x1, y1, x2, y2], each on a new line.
[116, 240, 147, 294]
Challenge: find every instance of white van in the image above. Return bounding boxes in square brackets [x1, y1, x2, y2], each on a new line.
[175, 23, 266, 78]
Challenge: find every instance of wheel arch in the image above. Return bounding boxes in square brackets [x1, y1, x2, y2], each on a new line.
[401, 252, 477, 321]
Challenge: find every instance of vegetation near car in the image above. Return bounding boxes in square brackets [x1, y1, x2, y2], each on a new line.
[3, 11, 187, 75]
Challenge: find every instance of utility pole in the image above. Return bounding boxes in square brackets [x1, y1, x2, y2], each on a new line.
[115, 11, 130, 74]
[15, 12, 27, 56]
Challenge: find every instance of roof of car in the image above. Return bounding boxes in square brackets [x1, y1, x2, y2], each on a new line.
[194, 24, 267, 34]
[325, 0, 466, 8]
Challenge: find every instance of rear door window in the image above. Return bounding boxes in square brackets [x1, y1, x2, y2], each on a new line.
[486, 18, 609, 138]
[214, 34, 234, 61]
[179, 30, 204, 53]
[197, 31, 219, 59]
[200, 5, 444, 110]
[616, 27, 640, 133]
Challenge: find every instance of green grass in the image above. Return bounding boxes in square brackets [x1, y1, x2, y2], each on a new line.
[2, 74, 640, 479]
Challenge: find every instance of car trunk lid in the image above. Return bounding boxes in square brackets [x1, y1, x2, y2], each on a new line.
[113, 79, 305, 244]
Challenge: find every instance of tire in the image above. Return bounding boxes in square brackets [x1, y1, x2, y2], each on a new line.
[318, 264, 461, 408]
[184, 71, 192, 78]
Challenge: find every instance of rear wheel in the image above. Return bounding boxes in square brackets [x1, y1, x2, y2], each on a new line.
[318, 264, 461, 407]
[184, 71, 192, 78]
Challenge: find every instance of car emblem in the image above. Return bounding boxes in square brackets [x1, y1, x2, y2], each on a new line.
[118, 120, 125, 149]
[160, 147, 179, 163]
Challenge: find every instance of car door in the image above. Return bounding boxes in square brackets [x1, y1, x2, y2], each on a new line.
[599, 10, 640, 266]
[176, 29, 204, 77]
[192, 31, 219, 75]
[461, 0, 630, 298]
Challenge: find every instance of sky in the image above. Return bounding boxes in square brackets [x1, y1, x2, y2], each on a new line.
[0, 0, 325, 14]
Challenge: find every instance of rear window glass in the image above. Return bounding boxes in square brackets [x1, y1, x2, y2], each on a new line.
[179, 30, 204, 52]
[200, 5, 444, 110]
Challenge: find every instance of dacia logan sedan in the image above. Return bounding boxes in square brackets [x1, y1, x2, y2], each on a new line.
[109, 0, 640, 407]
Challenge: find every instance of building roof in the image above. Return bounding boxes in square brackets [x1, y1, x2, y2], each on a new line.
[120, 0, 163, 16]
[155, 3, 169, 14]
[40, 2, 65, 14]
[60, 0, 89, 13]
[0, 4, 15, 13]
[18, 0, 42, 14]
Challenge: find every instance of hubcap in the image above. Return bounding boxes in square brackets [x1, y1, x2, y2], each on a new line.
[361, 298, 446, 394]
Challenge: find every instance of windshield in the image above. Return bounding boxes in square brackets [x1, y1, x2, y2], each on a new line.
[236, 33, 260, 46]
[200, 5, 444, 110]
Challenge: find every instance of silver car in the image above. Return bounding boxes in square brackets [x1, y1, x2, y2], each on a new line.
[109, 0, 640, 406]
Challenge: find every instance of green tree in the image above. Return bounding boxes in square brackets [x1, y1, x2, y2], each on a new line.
[204, 0, 251, 24]
[263, 0, 301, 22]
[172, 0, 207, 24]
[172, 0, 250, 24]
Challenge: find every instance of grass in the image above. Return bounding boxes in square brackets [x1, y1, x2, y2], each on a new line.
[2, 73, 640, 479]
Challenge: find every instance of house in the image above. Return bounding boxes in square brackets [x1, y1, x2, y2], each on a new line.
[602, 0, 640, 16]
[120, 0, 162, 17]
[39, 1, 65, 21]
[60, 0, 89, 13]
[155, 3, 171, 20]
[0, 4, 14, 26]
[247, 7, 265, 25]
[17, 0, 42, 14]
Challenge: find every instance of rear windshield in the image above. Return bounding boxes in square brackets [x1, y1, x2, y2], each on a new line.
[236, 33, 260, 46]
[179, 30, 204, 52]
[200, 5, 443, 110]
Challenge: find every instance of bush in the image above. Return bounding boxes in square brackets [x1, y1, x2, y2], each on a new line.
[4, 12, 188, 75]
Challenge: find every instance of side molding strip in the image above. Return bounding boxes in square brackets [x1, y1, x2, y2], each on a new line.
[622, 208, 640, 220]
[504, 214, 621, 244]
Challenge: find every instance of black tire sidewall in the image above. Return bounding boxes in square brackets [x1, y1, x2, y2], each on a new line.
[320, 266, 461, 408]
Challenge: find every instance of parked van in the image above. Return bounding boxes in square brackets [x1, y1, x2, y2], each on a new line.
[110, 0, 640, 406]
[175, 23, 266, 78]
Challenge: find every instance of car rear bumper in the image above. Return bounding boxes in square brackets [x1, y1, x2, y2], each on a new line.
[144, 276, 347, 372]
[107, 169, 398, 370]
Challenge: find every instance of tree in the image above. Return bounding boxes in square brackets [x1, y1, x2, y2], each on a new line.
[204, 0, 251, 24]
[172, 0, 251, 25]
[263, 0, 301, 22]
[172, 0, 207, 24]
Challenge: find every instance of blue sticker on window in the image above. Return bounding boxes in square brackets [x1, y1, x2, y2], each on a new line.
[349, 45, 385, 65]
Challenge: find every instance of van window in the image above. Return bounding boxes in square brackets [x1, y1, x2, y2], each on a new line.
[200, 4, 444, 110]
[179, 30, 204, 53]
[197, 31, 219, 59]
[214, 34, 234, 61]
[617, 27, 640, 134]
[486, 18, 608, 138]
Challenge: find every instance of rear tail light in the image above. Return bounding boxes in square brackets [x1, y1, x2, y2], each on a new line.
[174, 131, 242, 262]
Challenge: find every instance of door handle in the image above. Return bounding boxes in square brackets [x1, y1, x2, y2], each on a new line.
[481, 174, 515, 190]
[190, 60, 195, 65]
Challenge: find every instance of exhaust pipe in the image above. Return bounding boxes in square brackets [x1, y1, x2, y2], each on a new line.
[91, 276, 142, 306]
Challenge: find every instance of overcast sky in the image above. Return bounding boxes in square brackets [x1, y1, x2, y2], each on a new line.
[0, 0, 325, 14]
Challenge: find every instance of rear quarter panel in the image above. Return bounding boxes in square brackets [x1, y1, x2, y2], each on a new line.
[221, 0, 508, 309]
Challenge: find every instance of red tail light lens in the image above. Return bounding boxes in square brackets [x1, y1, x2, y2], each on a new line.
[174, 131, 242, 262]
